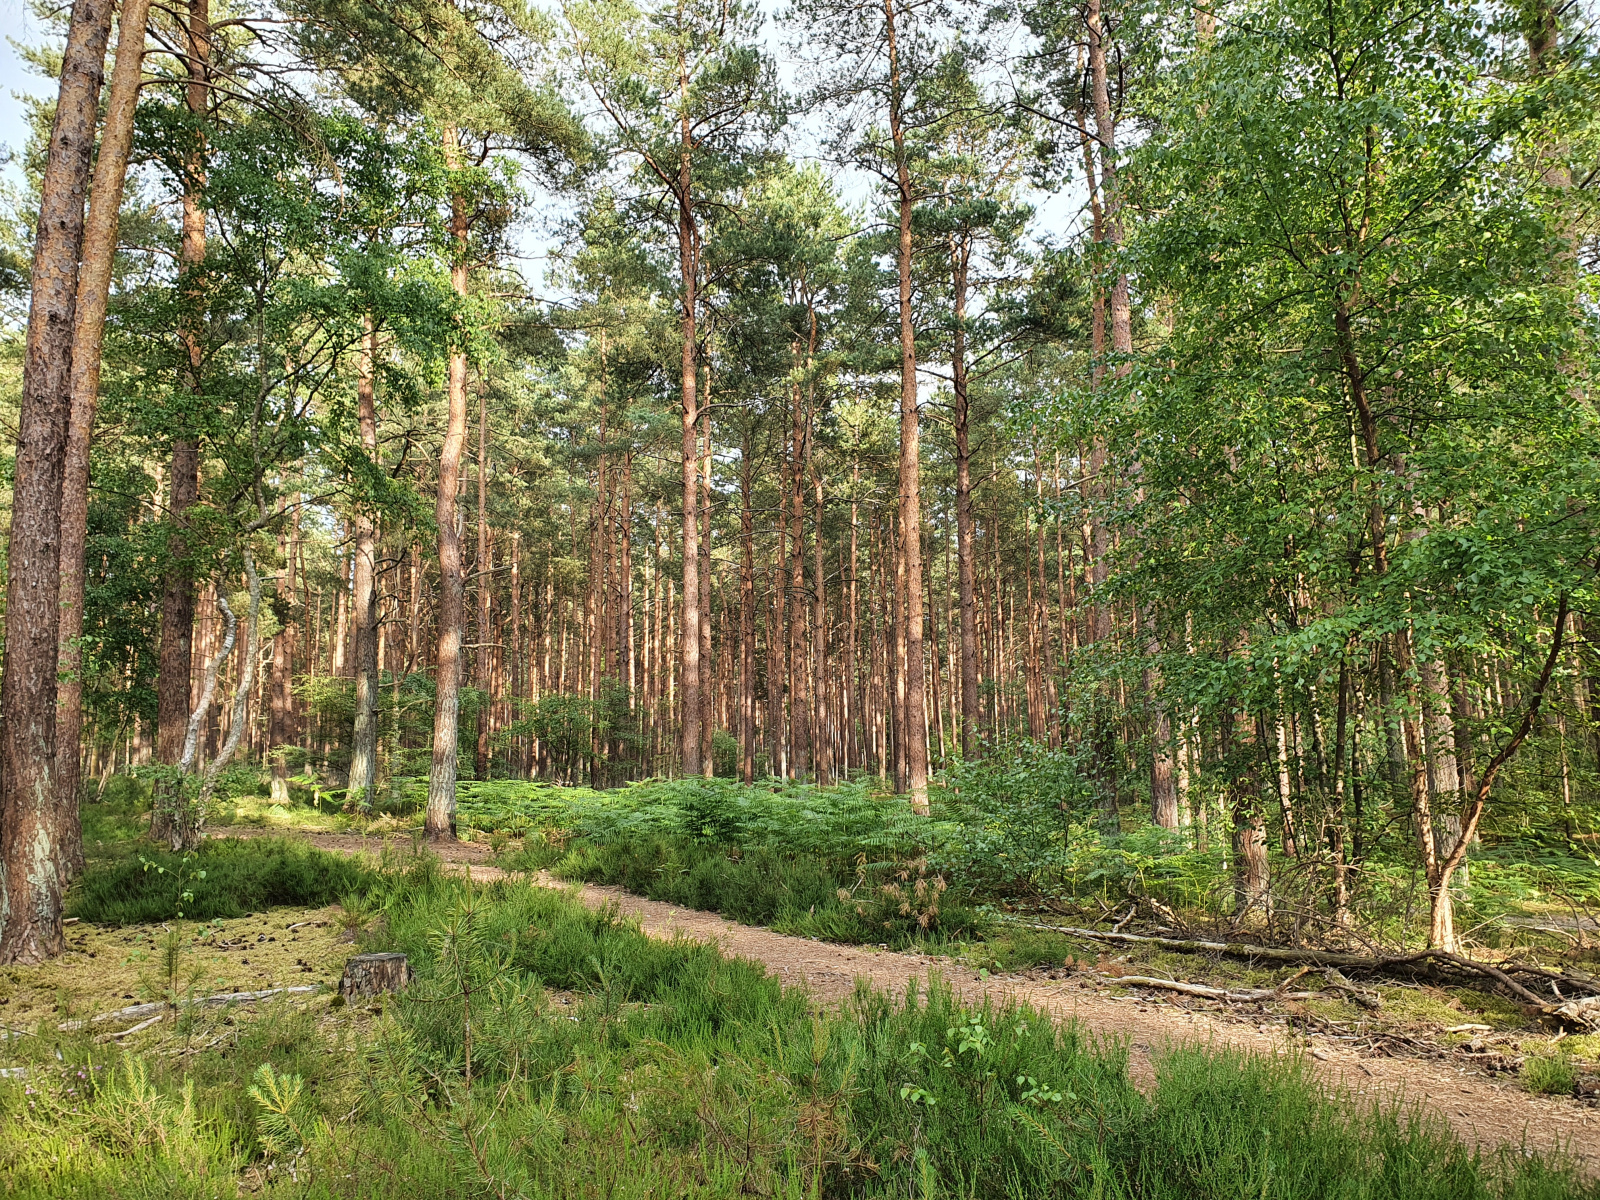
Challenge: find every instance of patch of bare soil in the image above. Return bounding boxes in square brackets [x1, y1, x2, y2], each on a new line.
[236, 829, 1600, 1176]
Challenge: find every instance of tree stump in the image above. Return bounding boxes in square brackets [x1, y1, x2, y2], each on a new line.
[339, 952, 412, 1001]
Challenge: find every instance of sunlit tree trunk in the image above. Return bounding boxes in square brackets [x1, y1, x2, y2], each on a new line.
[348, 316, 380, 809]
[0, 0, 114, 965]
[882, 0, 928, 812]
[676, 62, 702, 778]
[153, 0, 210, 843]
[474, 382, 492, 782]
[55, 0, 153, 876]
[426, 126, 470, 842]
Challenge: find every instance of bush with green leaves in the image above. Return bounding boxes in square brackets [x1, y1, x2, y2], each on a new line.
[68, 837, 375, 924]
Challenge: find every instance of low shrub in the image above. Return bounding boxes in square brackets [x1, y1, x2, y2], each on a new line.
[67, 837, 374, 924]
[525, 832, 982, 947]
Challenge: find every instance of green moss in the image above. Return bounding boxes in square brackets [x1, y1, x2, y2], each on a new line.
[1452, 988, 1529, 1030]
[1561, 1033, 1600, 1062]
[1375, 986, 1464, 1027]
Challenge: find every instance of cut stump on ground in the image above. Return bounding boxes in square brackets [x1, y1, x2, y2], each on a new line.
[340, 952, 412, 1001]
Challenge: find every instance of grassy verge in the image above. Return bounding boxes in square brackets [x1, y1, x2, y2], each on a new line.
[502, 830, 982, 947]
[6, 852, 1594, 1198]
[67, 836, 374, 924]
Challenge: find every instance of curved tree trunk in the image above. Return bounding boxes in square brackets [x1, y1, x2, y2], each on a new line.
[55, 0, 154, 879]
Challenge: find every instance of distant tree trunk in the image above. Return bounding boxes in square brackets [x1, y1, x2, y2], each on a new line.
[700, 411, 714, 778]
[883, 0, 927, 813]
[153, 0, 210, 843]
[788, 364, 811, 778]
[1229, 717, 1271, 919]
[812, 464, 829, 782]
[347, 316, 380, 810]
[55, 0, 153, 877]
[198, 552, 262, 809]
[426, 126, 469, 842]
[474, 382, 491, 782]
[739, 434, 756, 784]
[0, 0, 114, 966]
[269, 507, 297, 802]
[951, 237, 979, 760]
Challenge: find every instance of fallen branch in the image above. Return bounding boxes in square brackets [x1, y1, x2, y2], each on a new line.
[1104, 965, 1380, 1008]
[106, 1015, 164, 1040]
[1006, 920, 1570, 1007]
[59, 985, 320, 1031]
[1107, 974, 1325, 1003]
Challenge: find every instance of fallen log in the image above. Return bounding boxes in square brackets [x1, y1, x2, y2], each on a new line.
[1006, 920, 1573, 1008]
[58, 985, 320, 1031]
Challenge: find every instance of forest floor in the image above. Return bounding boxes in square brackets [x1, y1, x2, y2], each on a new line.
[226, 827, 1600, 1177]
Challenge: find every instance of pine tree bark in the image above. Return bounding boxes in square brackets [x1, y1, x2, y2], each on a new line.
[788, 364, 811, 778]
[474, 382, 491, 782]
[151, 0, 210, 853]
[699, 414, 714, 777]
[676, 72, 702, 778]
[739, 433, 756, 784]
[883, 0, 928, 812]
[426, 127, 469, 842]
[0, 0, 114, 965]
[952, 237, 980, 760]
[347, 317, 380, 809]
[155, 0, 210, 781]
[269, 506, 297, 802]
[55, 0, 153, 876]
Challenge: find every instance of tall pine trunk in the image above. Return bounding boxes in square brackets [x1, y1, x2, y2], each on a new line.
[474, 383, 492, 781]
[55, 0, 153, 876]
[0, 0, 114, 964]
[152, 0, 209, 843]
[347, 317, 380, 809]
[425, 127, 470, 842]
[883, 0, 928, 813]
[676, 68, 702, 777]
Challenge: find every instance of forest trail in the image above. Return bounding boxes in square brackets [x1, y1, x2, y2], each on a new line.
[249, 829, 1599, 1175]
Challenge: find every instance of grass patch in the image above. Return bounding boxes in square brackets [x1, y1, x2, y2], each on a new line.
[4, 853, 1595, 1199]
[1522, 1052, 1578, 1096]
[510, 831, 981, 948]
[67, 837, 375, 925]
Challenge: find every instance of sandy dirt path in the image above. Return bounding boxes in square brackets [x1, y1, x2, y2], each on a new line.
[251, 829, 1599, 1174]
